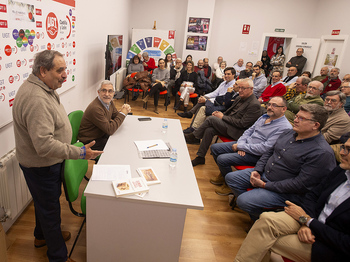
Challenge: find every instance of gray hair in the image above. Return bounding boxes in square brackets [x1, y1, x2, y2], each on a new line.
[241, 78, 254, 88]
[299, 76, 311, 86]
[299, 104, 328, 130]
[32, 50, 63, 75]
[332, 67, 340, 73]
[99, 80, 114, 90]
[142, 52, 149, 58]
[326, 90, 346, 105]
[309, 80, 324, 91]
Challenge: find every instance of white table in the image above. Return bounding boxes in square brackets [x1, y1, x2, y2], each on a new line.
[84, 115, 204, 262]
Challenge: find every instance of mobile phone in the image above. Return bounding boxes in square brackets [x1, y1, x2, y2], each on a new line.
[138, 117, 152, 121]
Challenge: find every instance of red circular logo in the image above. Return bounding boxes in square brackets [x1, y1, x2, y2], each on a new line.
[4, 45, 12, 56]
[47, 43, 51, 50]
[16, 60, 21, 67]
[30, 45, 34, 52]
[46, 12, 58, 39]
[73, 59, 76, 65]
[73, 41, 75, 48]
[9, 76, 14, 84]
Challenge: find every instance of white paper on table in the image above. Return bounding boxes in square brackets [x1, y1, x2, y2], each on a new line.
[134, 139, 169, 151]
[91, 165, 131, 181]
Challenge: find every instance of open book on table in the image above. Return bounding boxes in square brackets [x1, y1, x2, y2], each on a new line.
[112, 177, 149, 198]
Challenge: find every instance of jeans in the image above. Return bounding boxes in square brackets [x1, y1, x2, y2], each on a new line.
[225, 168, 301, 220]
[210, 142, 260, 176]
[20, 162, 67, 262]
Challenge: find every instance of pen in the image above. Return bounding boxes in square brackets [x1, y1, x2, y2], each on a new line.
[147, 144, 158, 148]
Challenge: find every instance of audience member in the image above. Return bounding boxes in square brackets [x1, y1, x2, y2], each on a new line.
[239, 62, 253, 79]
[183, 54, 193, 67]
[210, 96, 292, 195]
[203, 58, 212, 79]
[261, 50, 271, 77]
[174, 60, 198, 112]
[194, 59, 204, 73]
[285, 80, 324, 122]
[127, 55, 144, 76]
[311, 66, 329, 82]
[143, 58, 169, 114]
[258, 71, 286, 104]
[12, 50, 102, 262]
[255, 61, 265, 76]
[164, 53, 174, 70]
[342, 73, 350, 82]
[282, 66, 298, 88]
[283, 76, 311, 101]
[215, 61, 227, 81]
[226, 104, 336, 220]
[185, 78, 262, 166]
[340, 81, 350, 113]
[322, 90, 350, 144]
[270, 46, 285, 73]
[321, 67, 341, 95]
[286, 48, 307, 76]
[167, 58, 185, 100]
[142, 52, 157, 71]
[233, 58, 245, 77]
[234, 140, 350, 262]
[301, 71, 311, 78]
[251, 65, 267, 98]
[178, 67, 236, 120]
[78, 80, 131, 151]
[213, 56, 223, 74]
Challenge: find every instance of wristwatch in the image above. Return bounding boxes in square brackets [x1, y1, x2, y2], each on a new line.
[299, 215, 310, 225]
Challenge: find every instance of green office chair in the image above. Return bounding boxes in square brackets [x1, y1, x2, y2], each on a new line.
[61, 142, 88, 258]
[68, 110, 84, 144]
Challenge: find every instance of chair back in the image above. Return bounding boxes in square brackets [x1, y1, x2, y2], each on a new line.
[62, 142, 88, 216]
[68, 110, 84, 144]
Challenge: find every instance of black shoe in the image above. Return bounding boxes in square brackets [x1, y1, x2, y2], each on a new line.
[174, 100, 183, 110]
[185, 133, 200, 144]
[183, 127, 195, 134]
[191, 156, 205, 166]
[177, 111, 193, 118]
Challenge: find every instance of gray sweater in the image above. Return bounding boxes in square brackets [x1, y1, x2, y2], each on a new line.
[127, 63, 144, 75]
[152, 68, 170, 87]
[12, 74, 80, 167]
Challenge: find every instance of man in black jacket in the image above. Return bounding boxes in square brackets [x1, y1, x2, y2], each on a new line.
[234, 136, 350, 262]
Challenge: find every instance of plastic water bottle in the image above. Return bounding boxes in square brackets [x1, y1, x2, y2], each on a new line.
[162, 118, 168, 133]
[169, 148, 177, 168]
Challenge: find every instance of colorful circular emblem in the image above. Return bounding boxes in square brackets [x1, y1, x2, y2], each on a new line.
[46, 12, 58, 39]
[4, 45, 12, 56]
[72, 75, 75, 81]
[12, 29, 19, 40]
[22, 37, 28, 47]
[16, 37, 23, 48]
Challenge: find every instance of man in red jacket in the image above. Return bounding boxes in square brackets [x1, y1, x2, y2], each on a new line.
[321, 67, 341, 95]
[258, 71, 286, 104]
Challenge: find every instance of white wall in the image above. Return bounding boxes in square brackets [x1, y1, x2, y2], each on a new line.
[0, 0, 131, 158]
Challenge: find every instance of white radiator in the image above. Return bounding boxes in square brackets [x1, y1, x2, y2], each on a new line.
[111, 67, 127, 92]
[0, 149, 32, 232]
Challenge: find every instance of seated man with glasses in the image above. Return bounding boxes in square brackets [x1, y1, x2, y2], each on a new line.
[185, 78, 262, 166]
[78, 80, 131, 151]
[234, 133, 350, 262]
[225, 104, 336, 221]
[258, 70, 286, 104]
[285, 80, 325, 123]
[210, 96, 292, 196]
[322, 90, 350, 144]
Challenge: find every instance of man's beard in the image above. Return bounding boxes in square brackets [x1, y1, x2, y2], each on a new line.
[305, 93, 317, 98]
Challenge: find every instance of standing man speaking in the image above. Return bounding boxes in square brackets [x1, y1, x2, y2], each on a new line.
[12, 50, 102, 262]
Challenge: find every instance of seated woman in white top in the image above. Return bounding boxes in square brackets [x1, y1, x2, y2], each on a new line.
[165, 53, 174, 70]
[215, 61, 227, 79]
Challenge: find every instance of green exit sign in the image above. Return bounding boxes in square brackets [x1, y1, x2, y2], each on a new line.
[275, 28, 285, 32]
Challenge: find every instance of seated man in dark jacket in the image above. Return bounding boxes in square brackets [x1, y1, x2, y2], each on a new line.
[185, 78, 262, 166]
[234, 136, 350, 262]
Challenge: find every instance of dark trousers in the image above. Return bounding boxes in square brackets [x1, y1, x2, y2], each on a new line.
[148, 82, 166, 106]
[20, 162, 67, 262]
[193, 116, 235, 158]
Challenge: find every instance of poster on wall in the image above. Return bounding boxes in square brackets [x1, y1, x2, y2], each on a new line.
[187, 17, 210, 34]
[126, 29, 176, 67]
[186, 35, 207, 51]
[266, 37, 285, 58]
[324, 48, 338, 67]
[0, 0, 77, 129]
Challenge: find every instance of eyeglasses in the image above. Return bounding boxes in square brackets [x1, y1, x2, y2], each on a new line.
[324, 98, 339, 103]
[307, 86, 320, 91]
[340, 144, 350, 155]
[294, 115, 316, 122]
[100, 89, 115, 94]
[341, 85, 350, 89]
[266, 103, 285, 108]
[238, 86, 250, 90]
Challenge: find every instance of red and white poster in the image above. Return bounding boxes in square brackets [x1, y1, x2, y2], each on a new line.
[0, 0, 77, 128]
[267, 37, 285, 58]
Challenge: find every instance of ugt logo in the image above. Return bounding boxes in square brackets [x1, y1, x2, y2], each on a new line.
[46, 12, 58, 39]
